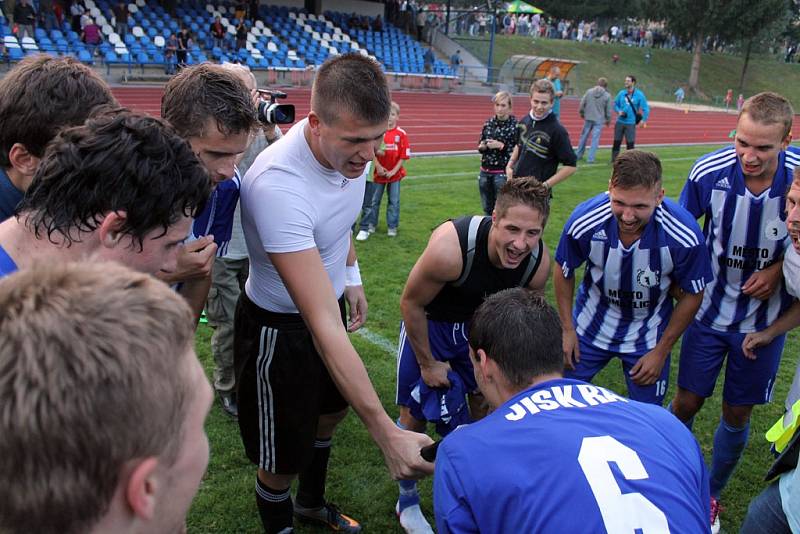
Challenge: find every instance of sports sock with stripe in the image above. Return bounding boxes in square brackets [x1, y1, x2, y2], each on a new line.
[396, 419, 421, 512]
[256, 477, 293, 534]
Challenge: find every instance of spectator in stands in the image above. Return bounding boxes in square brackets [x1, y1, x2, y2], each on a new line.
[372, 14, 384, 32]
[0, 55, 117, 221]
[423, 46, 435, 73]
[450, 49, 462, 74]
[210, 15, 226, 50]
[234, 0, 246, 21]
[112, 1, 128, 38]
[0, 261, 213, 534]
[249, 0, 260, 22]
[69, 1, 84, 33]
[81, 17, 102, 56]
[416, 8, 426, 41]
[38, 0, 55, 31]
[176, 26, 191, 70]
[236, 20, 248, 51]
[79, 8, 91, 30]
[165, 32, 178, 75]
[13, 0, 35, 40]
[675, 86, 685, 104]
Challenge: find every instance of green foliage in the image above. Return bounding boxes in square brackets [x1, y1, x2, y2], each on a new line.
[533, 0, 644, 20]
[189, 147, 800, 533]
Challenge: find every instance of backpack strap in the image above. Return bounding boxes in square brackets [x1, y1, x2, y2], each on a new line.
[519, 239, 543, 287]
[452, 215, 483, 287]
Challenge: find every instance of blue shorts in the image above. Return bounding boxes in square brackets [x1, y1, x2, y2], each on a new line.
[564, 338, 670, 405]
[677, 320, 784, 406]
[396, 319, 478, 408]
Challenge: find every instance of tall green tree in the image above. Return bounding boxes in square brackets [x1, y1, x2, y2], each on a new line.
[534, 0, 643, 20]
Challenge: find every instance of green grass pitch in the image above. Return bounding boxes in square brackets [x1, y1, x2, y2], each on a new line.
[189, 145, 799, 533]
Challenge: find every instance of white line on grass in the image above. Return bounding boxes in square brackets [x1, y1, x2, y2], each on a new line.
[355, 327, 397, 356]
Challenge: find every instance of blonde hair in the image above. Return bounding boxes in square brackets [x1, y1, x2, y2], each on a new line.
[740, 92, 794, 139]
[0, 261, 196, 534]
[493, 91, 512, 108]
[391, 101, 401, 115]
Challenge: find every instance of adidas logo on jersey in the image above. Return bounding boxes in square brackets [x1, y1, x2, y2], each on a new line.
[715, 177, 731, 189]
[592, 229, 608, 241]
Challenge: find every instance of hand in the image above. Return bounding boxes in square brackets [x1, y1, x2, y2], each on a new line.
[640, 121, 647, 128]
[344, 284, 368, 332]
[619, 111, 627, 118]
[742, 267, 782, 300]
[562, 328, 580, 370]
[628, 349, 667, 386]
[380, 426, 435, 479]
[420, 360, 451, 388]
[742, 330, 774, 359]
[505, 166, 514, 180]
[163, 235, 217, 282]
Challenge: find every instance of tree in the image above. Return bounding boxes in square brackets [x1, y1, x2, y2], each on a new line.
[534, 0, 644, 20]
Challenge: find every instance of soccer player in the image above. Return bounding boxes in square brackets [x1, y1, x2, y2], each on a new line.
[236, 54, 433, 534]
[505, 79, 576, 190]
[433, 288, 710, 533]
[396, 177, 551, 533]
[0, 261, 213, 534]
[669, 92, 800, 531]
[554, 150, 712, 405]
[160, 63, 258, 322]
[0, 110, 210, 278]
[611, 75, 649, 162]
[0, 54, 117, 220]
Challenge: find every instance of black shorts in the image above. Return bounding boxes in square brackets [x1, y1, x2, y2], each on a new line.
[234, 292, 349, 474]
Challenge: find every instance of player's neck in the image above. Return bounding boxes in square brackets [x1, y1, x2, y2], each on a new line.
[499, 372, 564, 405]
[743, 165, 778, 195]
[0, 215, 93, 270]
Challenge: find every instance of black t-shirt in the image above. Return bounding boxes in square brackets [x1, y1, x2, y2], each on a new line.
[513, 112, 576, 181]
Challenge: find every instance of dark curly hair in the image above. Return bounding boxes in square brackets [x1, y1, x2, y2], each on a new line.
[18, 109, 211, 249]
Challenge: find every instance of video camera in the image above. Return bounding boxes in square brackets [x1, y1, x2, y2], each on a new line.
[256, 89, 295, 125]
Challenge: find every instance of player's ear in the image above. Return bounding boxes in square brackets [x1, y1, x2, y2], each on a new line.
[782, 132, 792, 150]
[8, 143, 41, 185]
[124, 457, 160, 520]
[98, 211, 129, 248]
[307, 111, 322, 135]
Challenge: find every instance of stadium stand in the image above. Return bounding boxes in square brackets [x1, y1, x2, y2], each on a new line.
[0, 1, 455, 79]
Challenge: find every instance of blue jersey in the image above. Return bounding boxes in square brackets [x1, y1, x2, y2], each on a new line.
[0, 244, 17, 277]
[191, 169, 240, 257]
[556, 193, 712, 354]
[614, 88, 650, 125]
[681, 146, 800, 332]
[434, 378, 709, 534]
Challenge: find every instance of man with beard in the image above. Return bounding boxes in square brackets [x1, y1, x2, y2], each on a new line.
[554, 150, 712, 406]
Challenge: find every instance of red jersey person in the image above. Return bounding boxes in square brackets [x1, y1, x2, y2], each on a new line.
[356, 101, 410, 240]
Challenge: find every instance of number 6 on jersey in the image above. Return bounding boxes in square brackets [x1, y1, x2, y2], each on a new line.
[578, 435, 670, 533]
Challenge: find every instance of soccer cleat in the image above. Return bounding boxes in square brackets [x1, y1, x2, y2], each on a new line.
[396, 501, 434, 534]
[294, 503, 362, 533]
[355, 230, 370, 241]
[710, 496, 722, 534]
[218, 391, 238, 419]
[388, 228, 398, 237]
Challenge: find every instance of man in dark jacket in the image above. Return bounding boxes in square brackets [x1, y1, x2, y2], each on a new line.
[576, 77, 613, 164]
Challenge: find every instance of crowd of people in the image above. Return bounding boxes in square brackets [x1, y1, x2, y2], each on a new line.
[2, 42, 800, 534]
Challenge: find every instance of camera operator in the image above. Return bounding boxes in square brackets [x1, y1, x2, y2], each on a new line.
[205, 62, 287, 419]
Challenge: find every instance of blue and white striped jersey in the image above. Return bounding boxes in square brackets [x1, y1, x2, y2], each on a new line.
[556, 193, 712, 354]
[191, 168, 241, 258]
[681, 146, 800, 332]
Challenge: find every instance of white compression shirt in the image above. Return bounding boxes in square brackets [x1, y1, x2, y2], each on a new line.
[240, 118, 365, 312]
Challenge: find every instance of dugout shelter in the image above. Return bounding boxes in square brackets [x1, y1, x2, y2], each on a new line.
[498, 55, 581, 95]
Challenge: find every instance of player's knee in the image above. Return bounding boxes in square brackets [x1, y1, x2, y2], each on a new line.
[722, 403, 753, 427]
[672, 389, 704, 419]
[317, 408, 349, 436]
[258, 468, 294, 490]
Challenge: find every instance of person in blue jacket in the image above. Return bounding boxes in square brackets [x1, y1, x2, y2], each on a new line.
[612, 75, 650, 162]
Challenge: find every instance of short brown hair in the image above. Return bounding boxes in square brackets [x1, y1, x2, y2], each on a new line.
[0, 262, 196, 534]
[0, 54, 117, 168]
[530, 78, 555, 99]
[740, 92, 794, 139]
[161, 62, 257, 139]
[311, 53, 391, 125]
[597, 77, 608, 88]
[610, 150, 662, 190]
[495, 176, 551, 224]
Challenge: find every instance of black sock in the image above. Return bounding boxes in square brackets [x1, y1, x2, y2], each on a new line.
[296, 437, 332, 509]
[255, 477, 293, 534]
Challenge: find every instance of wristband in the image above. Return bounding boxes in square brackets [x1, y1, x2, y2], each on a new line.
[346, 260, 362, 286]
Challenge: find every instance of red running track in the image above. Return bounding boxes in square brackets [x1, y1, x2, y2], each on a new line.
[113, 86, 757, 154]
